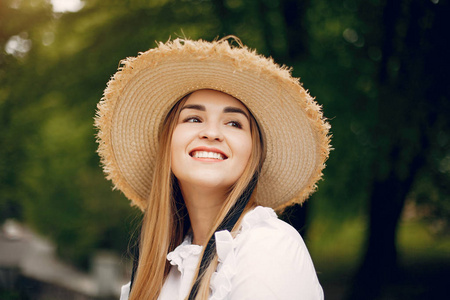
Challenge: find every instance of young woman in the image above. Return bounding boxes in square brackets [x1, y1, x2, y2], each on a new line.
[95, 37, 330, 300]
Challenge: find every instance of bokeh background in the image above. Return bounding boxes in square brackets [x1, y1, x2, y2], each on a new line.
[1, 0, 449, 299]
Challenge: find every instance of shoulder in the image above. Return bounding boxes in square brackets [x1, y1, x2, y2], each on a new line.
[226, 206, 323, 299]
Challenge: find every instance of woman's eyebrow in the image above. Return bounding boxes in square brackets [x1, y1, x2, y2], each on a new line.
[223, 106, 249, 120]
[180, 104, 205, 111]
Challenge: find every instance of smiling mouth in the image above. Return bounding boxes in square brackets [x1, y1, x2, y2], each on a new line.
[190, 151, 227, 160]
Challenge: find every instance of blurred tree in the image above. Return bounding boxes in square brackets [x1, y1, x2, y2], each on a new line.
[0, 0, 52, 220]
[346, 1, 450, 298]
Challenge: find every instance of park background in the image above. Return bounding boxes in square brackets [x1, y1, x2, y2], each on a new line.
[0, 0, 449, 299]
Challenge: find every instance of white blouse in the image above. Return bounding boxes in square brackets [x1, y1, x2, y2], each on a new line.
[120, 206, 324, 300]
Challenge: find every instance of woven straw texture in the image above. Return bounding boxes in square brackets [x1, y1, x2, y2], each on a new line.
[95, 38, 331, 211]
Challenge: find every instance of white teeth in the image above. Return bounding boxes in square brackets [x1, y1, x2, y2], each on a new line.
[192, 151, 225, 160]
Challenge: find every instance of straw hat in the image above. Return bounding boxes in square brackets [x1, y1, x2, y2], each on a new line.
[95, 37, 331, 211]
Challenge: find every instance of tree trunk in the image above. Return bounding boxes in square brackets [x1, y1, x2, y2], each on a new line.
[348, 147, 424, 299]
[280, 0, 310, 61]
[347, 0, 444, 298]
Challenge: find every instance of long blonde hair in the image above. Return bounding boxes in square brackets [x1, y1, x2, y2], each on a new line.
[129, 92, 265, 300]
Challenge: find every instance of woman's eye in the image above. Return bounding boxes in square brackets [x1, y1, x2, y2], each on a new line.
[184, 117, 202, 123]
[227, 121, 242, 129]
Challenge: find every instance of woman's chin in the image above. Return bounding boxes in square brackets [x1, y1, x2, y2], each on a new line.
[178, 176, 234, 193]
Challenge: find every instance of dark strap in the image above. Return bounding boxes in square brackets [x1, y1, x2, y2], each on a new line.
[129, 233, 140, 293]
[187, 173, 259, 300]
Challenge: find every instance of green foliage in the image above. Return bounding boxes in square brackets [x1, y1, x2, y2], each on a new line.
[1, 0, 448, 274]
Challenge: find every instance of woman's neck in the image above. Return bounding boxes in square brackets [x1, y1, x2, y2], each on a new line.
[179, 183, 227, 245]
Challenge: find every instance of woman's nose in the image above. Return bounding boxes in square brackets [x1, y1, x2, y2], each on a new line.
[199, 122, 224, 141]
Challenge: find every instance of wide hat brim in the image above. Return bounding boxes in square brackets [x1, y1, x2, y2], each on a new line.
[95, 38, 331, 211]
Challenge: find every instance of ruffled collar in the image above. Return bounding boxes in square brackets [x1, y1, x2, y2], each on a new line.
[166, 235, 203, 274]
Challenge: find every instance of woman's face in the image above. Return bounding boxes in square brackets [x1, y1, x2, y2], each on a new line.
[171, 89, 252, 193]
